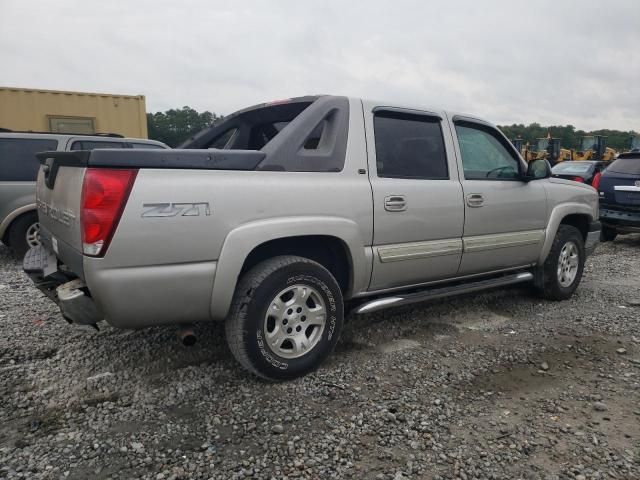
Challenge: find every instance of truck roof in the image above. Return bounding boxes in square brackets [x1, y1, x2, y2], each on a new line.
[180, 94, 494, 150]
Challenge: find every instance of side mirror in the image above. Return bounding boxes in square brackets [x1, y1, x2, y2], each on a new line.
[523, 159, 551, 181]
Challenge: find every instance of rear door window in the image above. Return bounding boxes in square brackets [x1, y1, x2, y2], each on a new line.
[373, 111, 449, 179]
[606, 158, 640, 175]
[70, 140, 126, 150]
[0, 138, 58, 181]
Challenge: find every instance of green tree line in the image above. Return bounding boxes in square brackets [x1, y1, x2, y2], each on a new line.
[147, 106, 222, 147]
[498, 123, 638, 151]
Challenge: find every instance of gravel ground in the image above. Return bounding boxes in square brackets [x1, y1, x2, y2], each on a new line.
[1, 237, 639, 480]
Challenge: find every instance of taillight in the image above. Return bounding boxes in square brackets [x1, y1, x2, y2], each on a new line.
[591, 171, 602, 190]
[571, 176, 585, 183]
[81, 168, 137, 256]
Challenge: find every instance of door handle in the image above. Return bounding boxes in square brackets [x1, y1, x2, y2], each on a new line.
[384, 195, 407, 212]
[465, 193, 484, 207]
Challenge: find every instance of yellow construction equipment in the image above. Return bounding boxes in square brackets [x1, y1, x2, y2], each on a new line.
[533, 135, 562, 165]
[514, 133, 618, 163]
[511, 137, 538, 162]
[573, 135, 617, 161]
[528, 133, 574, 165]
[511, 137, 524, 154]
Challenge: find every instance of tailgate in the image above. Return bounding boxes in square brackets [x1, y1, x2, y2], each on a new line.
[34, 148, 266, 258]
[35, 151, 89, 255]
[599, 172, 640, 207]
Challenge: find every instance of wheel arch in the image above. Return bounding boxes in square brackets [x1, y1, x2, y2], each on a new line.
[240, 235, 352, 293]
[1, 204, 37, 245]
[210, 217, 371, 320]
[538, 204, 594, 264]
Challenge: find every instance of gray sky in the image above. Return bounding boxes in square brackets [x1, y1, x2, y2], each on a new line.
[1, 0, 639, 130]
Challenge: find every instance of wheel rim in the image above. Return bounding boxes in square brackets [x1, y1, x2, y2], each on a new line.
[25, 222, 41, 248]
[557, 240, 579, 287]
[263, 284, 327, 359]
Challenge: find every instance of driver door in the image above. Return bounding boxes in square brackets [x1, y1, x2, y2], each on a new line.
[449, 116, 548, 275]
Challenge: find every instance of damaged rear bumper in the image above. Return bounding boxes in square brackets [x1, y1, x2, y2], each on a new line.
[23, 246, 104, 325]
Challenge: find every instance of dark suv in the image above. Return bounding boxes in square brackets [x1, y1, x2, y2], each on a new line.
[598, 152, 640, 241]
[0, 132, 168, 257]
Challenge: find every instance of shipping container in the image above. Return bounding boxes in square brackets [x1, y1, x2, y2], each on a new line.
[0, 87, 148, 138]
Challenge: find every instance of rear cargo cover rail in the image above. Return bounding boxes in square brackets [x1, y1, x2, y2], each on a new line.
[36, 149, 266, 171]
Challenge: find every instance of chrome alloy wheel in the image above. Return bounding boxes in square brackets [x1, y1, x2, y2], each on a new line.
[557, 241, 579, 287]
[25, 222, 41, 248]
[263, 284, 327, 359]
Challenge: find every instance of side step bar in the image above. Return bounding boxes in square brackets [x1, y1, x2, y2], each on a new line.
[354, 271, 534, 315]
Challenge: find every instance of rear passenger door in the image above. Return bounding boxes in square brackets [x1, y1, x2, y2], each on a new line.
[365, 104, 465, 291]
[449, 117, 548, 275]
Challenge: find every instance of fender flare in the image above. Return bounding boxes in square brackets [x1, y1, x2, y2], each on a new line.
[0, 203, 37, 240]
[209, 216, 370, 320]
[538, 203, 595, 264]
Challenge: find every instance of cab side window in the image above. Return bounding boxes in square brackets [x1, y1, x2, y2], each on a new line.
[374, 111, 448, 179]
[455, 124, 521, 180]
[208, 128, 238, 149]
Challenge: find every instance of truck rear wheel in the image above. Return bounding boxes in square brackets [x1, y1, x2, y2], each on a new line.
[225, 255, 344, 380]
[534, 225, 585, 300]
[7, 212, 41, 259]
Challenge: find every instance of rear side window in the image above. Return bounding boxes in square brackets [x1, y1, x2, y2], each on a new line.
[374, 112, 448, 179]
[0, 138, 58, 181]
[248, 123, 290, 150]
[197, 101, 313, 151]
[71, 141, 126, 150]
[607, 158, 640, 175]
[208, 129, 238, 149]
[131, 143, 166, 149]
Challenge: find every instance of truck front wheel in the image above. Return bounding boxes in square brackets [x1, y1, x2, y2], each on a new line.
[225, 255, 344, 380]
[534, 225, 585, 300]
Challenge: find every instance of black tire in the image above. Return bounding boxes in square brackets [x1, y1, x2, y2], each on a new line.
[600, 226, 617, 242]
[7, 212, 40, 259]
[225, 255, 344, 381]
[534, 225, 585, 301]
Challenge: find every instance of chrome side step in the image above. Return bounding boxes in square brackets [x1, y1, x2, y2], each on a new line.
[354, 271, 534, 315]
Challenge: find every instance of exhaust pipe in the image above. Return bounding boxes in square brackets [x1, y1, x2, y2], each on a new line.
[177, 325, 197, 347]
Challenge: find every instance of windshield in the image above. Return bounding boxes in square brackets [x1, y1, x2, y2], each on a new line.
[580, 136, 597, 151]
[537, 138, 549, 151]
[631, 136, 640, 150]
[607, 158, 640, 175]
[552, 162, 592, 174]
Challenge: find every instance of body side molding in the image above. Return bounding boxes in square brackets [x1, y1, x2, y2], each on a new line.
[377, 238, 462, 263]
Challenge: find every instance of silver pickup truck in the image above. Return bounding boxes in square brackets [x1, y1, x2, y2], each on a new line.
[24, 95, 600, 380]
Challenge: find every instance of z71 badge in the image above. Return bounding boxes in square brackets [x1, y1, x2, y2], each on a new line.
[141, 202, 211, 218]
